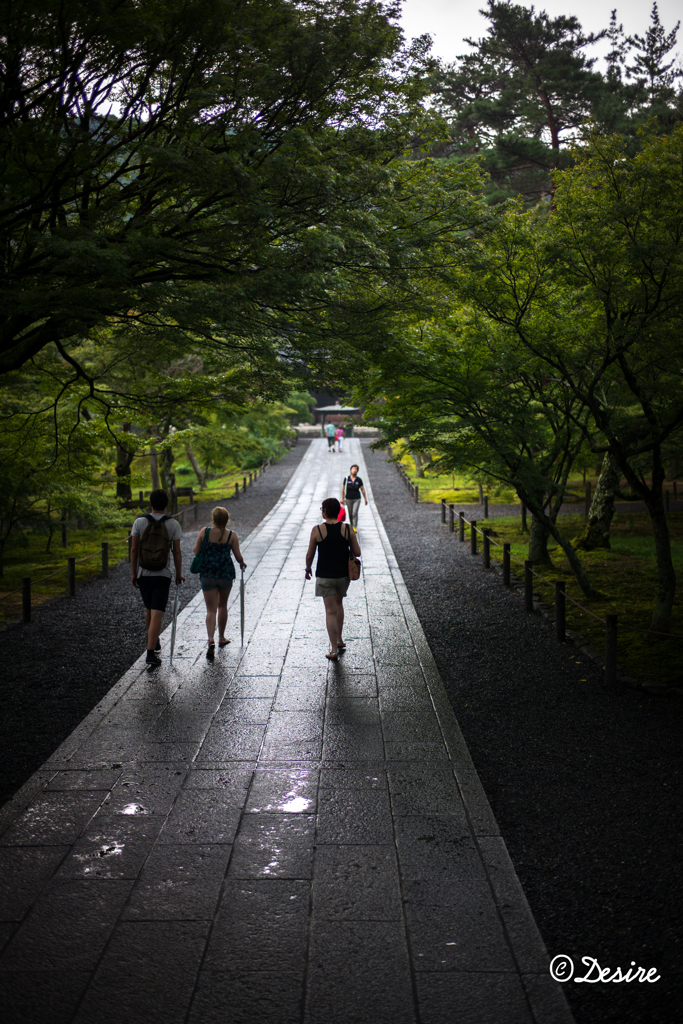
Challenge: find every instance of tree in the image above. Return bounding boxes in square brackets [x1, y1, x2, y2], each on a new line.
[431, 1, 605, 201]
[0, 0, 446, 398]
[628, 2, 681, 115]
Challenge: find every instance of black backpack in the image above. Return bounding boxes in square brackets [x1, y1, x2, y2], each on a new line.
[138, 514, 172, 571]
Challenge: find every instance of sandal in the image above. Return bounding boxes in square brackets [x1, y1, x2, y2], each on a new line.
[206, 642, 215, 660]
[218, 639, 231, 647]
[325, 651, 339, 661]
[337, 641, 346, 650]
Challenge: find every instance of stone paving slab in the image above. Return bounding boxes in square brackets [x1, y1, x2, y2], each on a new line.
[0, 440, 574, 1024]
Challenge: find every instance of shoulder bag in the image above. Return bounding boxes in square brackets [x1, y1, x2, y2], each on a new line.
[190, 527, 211, 574]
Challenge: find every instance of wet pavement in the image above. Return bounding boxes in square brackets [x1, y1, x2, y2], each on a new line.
[0, 440, 574, 1024]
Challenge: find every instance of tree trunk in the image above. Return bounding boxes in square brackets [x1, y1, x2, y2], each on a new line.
[477, 481, 484, 504]
[404, 440, 424, 478]
[185, 446, 206, 489]
[523, 494, 603, 600]
[159, 448, 177, 514]
[420, 451, 433, 466]
[115, 422, 135, 501]
[528, 513, 553, 567]
[649, 501, 676, 636]
[574, 453, 620, 551]
[149, 448, 160, 491]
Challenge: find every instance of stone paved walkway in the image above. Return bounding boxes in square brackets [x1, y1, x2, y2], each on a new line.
[0, 440, 574, 1024]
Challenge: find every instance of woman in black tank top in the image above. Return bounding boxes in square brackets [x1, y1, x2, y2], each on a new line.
[305, 497, 362, 661]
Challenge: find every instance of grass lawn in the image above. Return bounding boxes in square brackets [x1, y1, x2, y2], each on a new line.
[392, 451, 683, 686]
[0, 462, 272, 624]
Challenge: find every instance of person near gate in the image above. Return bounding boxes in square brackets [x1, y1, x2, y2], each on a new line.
[192, 506, 246, 658]
[341, 464, 367, 532]
[335, 425, 345, 452]
[305, 497, 361, 661]
[325, 420, 337, 452]
[130, 489, 184, 667]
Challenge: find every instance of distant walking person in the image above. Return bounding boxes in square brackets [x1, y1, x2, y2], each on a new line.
[130, 489, 184, 667]
[305, 497, 361, 660]
[192, 507, 246, 658]
[325, 421, 337, 452]
[335, 425, 345, 452]
[341, 464, 367, 532]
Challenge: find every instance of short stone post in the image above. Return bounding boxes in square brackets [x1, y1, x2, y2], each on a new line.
[448, 505, 454, 533]
[524, 561, 534, 612]
[470, 520, 477, 556]
[503, 543, 510, 587]
[458, 511, 465, 542]
[483, 495, 489, 519]
[605, 613, 618, 684]
[22, 577, 31, 623]
[243, 477, 247, 493]
[234, 482, 240, 499]
[441, 499, 446, 524]
[555, 581, 565, 643]
[67, 557, 76, 597]
[101, 542, 109, 578]
[482, 528, 491, 568]
[584, 480, 591, 520]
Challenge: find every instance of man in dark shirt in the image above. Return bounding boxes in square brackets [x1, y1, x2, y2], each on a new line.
[341, 464, 367, 531]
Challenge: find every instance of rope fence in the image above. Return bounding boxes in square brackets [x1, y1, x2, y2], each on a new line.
[392, 456, 681, 685]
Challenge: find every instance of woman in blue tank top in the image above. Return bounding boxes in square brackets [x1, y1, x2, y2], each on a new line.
[305, 497, 361, 661]
[192, 507, 246, 658]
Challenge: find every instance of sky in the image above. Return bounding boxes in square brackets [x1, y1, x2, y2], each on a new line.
[398, 0, 682, 65]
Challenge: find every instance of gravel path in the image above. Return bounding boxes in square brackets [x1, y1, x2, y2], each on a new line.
[0, 443, 310, 806]
[364, 443, 682, 1024]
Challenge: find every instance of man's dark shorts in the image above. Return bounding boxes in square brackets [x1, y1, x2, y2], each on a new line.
[138, 576, 172, 611]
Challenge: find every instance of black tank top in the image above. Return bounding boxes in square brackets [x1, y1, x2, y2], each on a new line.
[315, 522, 350, 578]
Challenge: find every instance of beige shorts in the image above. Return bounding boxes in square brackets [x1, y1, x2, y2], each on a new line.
[315, 576, 350, 598]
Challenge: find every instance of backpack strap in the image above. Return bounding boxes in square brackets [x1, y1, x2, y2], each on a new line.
[317, 525, 324, 542]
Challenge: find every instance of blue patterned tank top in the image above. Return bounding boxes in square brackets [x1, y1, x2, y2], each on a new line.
[200, 529, 236, 580]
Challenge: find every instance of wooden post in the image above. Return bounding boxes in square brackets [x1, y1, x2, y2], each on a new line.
[22, 577, 31, 623]
[555, 581, 565, 643]
[414, 485, 418, 504]
[243, 477, 247, 493]
[483, 528, 490, 568]
[458, 511, 465, 542]
[584, 480, 592, 520]
[470, 520, 477, 556]
[524, 561, 534, 612]
[503, 544, 510, 587]
[448, 505, 454, 533]
[234, 482, 240, 499]
[441, 499, 446, 524]
[605, 613, 618, 684]
[67, 556, 76, 597]
[139, 490, 143, 502]
[483, 495, 489, 519]
[101, 542, 109, 578]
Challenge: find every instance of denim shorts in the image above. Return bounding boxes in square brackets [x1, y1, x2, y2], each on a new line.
[200, 577, 234, 592]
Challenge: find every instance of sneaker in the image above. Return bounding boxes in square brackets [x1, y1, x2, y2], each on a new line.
[146, 651, 162, 667]
[154, 639, 161, 652]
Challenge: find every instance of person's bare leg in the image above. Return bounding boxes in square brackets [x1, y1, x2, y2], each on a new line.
[147, 609, 163, 650]
[336, 594, 345, 647]
[323, 595, 339, 655]
[204, 588, 218, 643]
[217, 589, 229, 643]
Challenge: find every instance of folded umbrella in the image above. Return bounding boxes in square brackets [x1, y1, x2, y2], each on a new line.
[240, 567, 245, 645]
[169, 583, 181, 666]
